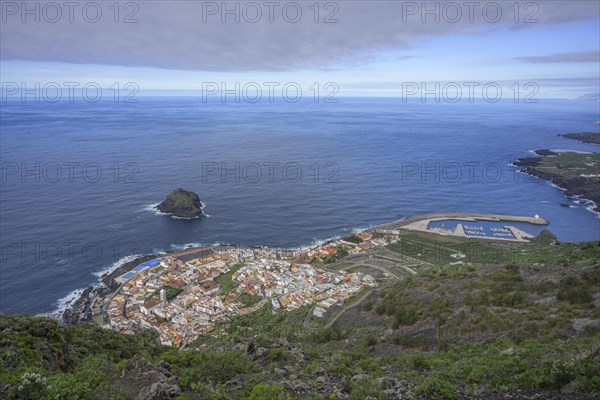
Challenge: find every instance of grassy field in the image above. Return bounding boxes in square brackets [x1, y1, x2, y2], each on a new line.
[536, 152, 600, 178]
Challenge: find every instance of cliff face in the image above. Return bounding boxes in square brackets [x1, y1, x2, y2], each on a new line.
[156, 188, 204, 218]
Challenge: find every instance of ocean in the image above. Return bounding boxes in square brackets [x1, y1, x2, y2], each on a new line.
[1, 97, 599, 315]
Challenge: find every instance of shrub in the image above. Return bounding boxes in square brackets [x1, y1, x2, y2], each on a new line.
[414, 376, 456, 400]
[408, 354, 431, 371]
[364, 334, 378, 347]
[536, 230, 557, 243]
[247, 384, 286, 400]
[10, 372, 49, 400]
[557, 288, 593, 304]
[392, 307, 419, 328]
[583, 325, 600, 336]
[310, 326, 344, 343]
[559, 276, 579, 288]
[343, 235, 362, 244]
[47, 373, 91, 400]
[268, 348, 288, 362]
[532, 280, 556, 294]
[543, 360, 576, 389]
[160, 349, 255, 389]
[350, 380, 385, 400]
[305, 361, 319, 375]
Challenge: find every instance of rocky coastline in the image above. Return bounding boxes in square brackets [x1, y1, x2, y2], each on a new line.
[60, 254, 157, 325]
[514, 149, 599, 213]
[558, 132, 600, 145]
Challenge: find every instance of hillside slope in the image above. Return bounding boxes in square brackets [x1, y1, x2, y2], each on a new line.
[1, 239, 599, 399]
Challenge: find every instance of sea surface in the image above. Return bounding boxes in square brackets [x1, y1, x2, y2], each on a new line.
[1, 97, 599, 315]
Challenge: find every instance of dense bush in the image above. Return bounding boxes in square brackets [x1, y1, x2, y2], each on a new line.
[414, 376, 456, 400]
[342, 235, 362, 244]
[160, 348, 255, 389]
[557, 287, 593, 304]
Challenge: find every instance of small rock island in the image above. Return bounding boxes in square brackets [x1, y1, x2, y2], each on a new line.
[156, 188, 205, 218]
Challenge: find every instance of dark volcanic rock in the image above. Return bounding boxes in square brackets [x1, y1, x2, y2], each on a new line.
[513, 157, 542, 168]
[60, 286, 94, 325]
[156, 188, 204, 218]
[559, 132, 600, 145]
[452, 388, 599, 399]
[513, 150, 557, 169]
[534, 149, 559, 157]
[119, 355, 181, 400]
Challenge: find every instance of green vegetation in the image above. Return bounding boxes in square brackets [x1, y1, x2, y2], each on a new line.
[214, 263, 244, 294]
[387, 233, 600, 267]
[154, 313, 171, 323]
[162, 285, 183, 301]
[247, 384, 291, 400]
[156, 188, 204, 218]
[1, 237, 599, 399]
[342, 235, 362, 244]
[369, 252, 599, 342]
[409, 337, 600, 398]
[560, 132, 600, 145]
[0, 314, 163, 399]
[166, 189, 198, 207]
[160, 348, 255, 390]
[267, 348, 288, 361]
[386, 234, 530, 265]
[323, 247, 349, 264]
[237, 293, 262, 307]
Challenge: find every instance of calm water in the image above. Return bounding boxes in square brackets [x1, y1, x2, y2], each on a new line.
[1, 97, 599, 315]
[427, 219, 547, 240]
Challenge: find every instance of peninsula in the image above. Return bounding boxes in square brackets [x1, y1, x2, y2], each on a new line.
[559, 132, 600, 145]
[156, 188, 205, 218]
[515, 150, 600, 212]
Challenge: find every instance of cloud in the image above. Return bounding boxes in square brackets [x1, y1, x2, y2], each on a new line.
[515, 50, 600, 64]
[1, 0, 598, 71]
[532, 77, 600, 87]
[343, 77, 600, 90]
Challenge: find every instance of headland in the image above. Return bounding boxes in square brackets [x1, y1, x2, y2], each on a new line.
[514, 150, 600, 213]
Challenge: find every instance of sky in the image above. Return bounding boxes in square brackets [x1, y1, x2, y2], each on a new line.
[1, 0, 599, 98]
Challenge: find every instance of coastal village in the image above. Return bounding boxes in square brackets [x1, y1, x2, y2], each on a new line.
[102, 214, 546, 346]
[104, 232, 385, 346]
